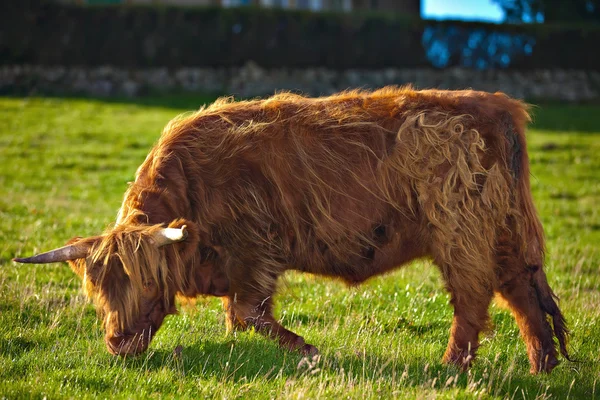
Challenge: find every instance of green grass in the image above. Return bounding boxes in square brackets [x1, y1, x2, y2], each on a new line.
[1, 96, 599, 399]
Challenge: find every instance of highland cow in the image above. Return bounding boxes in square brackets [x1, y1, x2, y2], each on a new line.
[15, 87, 569, 373]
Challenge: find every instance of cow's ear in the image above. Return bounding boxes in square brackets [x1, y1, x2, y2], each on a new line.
[67, 259, 86, 279]
[65, 237, 86, 278]
[64, 236, 100, 280]
[167, 219, 201, 264]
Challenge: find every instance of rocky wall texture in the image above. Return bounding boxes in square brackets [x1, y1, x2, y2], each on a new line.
[2, 62, 599, 101]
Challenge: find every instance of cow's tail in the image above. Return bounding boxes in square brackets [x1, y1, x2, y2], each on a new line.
[532, 269, 571, 361]
[505, 99, 570, 362]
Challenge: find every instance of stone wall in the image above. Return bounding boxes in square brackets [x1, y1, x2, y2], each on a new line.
[2, 62, 599, 101]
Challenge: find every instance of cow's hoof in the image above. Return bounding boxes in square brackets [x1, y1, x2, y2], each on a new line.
[288, 336, 319, 356]
[300, 343, 319, 356]
[442, 350, 474, 372]
[531, 353, 560, 374]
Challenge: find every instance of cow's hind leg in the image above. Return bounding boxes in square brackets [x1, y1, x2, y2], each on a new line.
[431, 221, 496, 370]
[439, 267, 494, 370]
[495, 234, 568, 373]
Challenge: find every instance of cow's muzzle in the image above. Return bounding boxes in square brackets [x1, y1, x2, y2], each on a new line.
[105, 329, 154, 356]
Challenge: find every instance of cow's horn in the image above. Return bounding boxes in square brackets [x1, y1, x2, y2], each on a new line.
[13, 243, 90, 264]
[151, 225, 188, 247]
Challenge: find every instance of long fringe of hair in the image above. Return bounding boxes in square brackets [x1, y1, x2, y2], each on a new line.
[84, 222, 188, 332]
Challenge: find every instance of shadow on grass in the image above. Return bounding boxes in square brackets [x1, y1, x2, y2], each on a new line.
[283, 312, 326, 326]
[383, 317, 447, 336]
[122, 337, 592, 398]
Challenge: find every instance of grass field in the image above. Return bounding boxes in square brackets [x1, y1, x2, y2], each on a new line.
[1, 95, 599, 399]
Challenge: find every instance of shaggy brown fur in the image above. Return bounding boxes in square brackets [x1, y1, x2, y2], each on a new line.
[31, 87, 568, 372]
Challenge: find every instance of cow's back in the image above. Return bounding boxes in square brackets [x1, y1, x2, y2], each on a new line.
[138, 87, 527, 280]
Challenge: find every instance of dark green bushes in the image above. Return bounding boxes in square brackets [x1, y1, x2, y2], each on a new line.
[1, 0, 598, 70]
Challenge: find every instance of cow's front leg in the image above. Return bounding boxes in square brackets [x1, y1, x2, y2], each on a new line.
[221, 296, 246, 333]
[223, 286, 318, 355]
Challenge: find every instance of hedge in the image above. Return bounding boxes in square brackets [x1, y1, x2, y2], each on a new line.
[1, 0, 599, 70]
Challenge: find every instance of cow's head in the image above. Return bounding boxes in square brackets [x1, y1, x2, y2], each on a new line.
[14, 221, 198, 356]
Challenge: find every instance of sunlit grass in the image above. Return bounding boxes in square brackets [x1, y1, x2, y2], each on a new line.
[1, 96, 599, 399]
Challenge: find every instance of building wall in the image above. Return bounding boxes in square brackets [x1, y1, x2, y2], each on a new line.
[67, 0, 413, 13]
[260, 0, 349, 10]
[69, 0, 220, 4]
[352, 0, 420, 15]
[128, 0, 218, 5]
